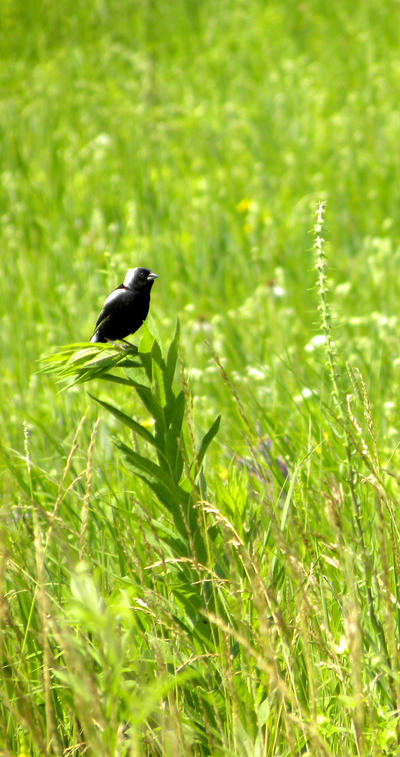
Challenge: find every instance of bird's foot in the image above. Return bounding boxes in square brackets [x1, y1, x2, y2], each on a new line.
[117, 339, 139, 353]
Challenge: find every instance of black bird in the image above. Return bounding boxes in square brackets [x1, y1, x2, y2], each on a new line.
[90, 266, 158, 343]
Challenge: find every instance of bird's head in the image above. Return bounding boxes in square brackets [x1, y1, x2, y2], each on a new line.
[123, 267, 158, 291]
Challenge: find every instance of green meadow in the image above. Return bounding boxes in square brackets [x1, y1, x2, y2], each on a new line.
[2, 0, 400, 754]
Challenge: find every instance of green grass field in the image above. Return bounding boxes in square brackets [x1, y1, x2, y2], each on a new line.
[2, 0, 400, 754]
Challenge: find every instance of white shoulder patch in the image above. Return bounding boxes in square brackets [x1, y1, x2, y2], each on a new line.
[104, 288, 125, 306]
[123, 268, 137, 287]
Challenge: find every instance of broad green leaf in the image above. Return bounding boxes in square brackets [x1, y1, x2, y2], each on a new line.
[88, 394, 157, 447]
[152, 358, 167, 408]
[138, 326, 154, 380]
[117, 459, 189, 543]
[165, 320, 180, 393]
[130, 381, 165, 429]
[138, 325, 155, 355]
[114, 440, 168, 484]
[197, 414, 221, 471]
[67, 348, 105, 365]
[151, 338, 165, 370]
[95, 373, 140, 387]
[165, 389, 185, 436]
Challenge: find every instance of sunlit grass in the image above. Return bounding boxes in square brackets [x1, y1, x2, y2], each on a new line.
[2, 0, 400, 754]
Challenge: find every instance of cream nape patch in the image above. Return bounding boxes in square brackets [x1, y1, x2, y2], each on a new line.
[123, 268, 138, 288]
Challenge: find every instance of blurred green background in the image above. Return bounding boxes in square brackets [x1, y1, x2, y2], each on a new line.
[2, 0, 400, 468]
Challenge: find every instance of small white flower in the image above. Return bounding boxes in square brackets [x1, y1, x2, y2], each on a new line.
[134, 597, 148, 609]
[192, 320, 212, 334]
[95, 133, 112, 147]
[334, 635, 348, 654]
[247, 366, 265, 380]
[188, 368, 202, 380]
[294, 387, 315, 403]
[335, 282, 352, 296]
[305, 333, 326, 352]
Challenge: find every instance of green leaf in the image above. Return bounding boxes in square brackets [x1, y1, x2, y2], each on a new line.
[88, 394, 157, 447]
[130, 381, 165, 429]
[166, 390, 185, 436]
[114, 440, 169, 484]
[151, 338, 166, 370]
[197, 414, 221, 471]
[162, 391, 186, 481]
[40, 342, 142, 387]
[271, 462, 299, 585]
[279, 459, 299, 532]
[116, 443, 190, 543]
[138, 327, 154, 380]
[95, 372, 141, 386]
[165, 319, 180, 393]
[152, 357, 167, 408]
[138, 325, 155, 355]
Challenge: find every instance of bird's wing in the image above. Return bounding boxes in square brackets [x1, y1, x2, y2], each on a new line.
[94, 286, 126, 328]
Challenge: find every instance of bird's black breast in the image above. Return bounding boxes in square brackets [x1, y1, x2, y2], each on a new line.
[93, 286, 150, 342]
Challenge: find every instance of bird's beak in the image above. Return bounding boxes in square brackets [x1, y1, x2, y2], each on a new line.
[147, 272, 158, 280]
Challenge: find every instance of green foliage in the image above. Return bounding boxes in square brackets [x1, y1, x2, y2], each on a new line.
[3, 0, 400, 754]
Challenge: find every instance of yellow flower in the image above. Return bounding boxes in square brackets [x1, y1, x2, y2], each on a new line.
[140, 419, 154, 428]
[236, 198, 252, 213]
